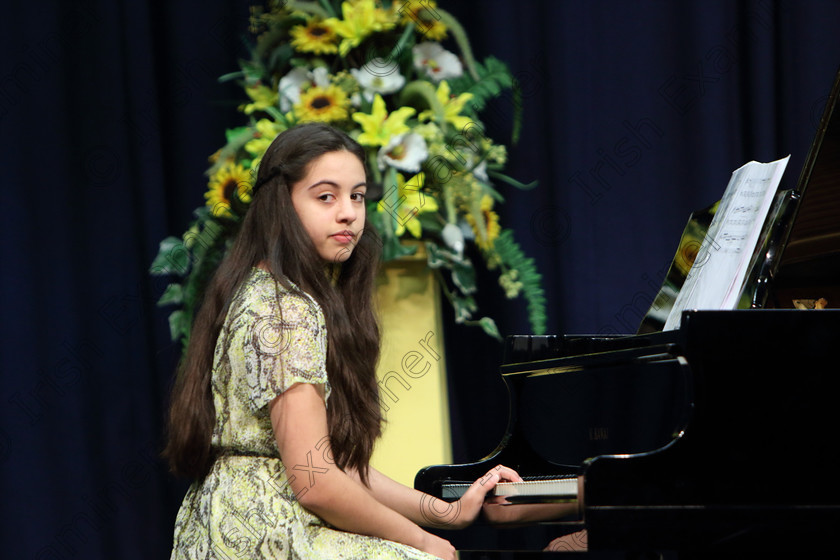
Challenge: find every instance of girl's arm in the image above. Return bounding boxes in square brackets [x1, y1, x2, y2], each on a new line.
[269, 382, 455, 560]
[346, 462, 523, 530]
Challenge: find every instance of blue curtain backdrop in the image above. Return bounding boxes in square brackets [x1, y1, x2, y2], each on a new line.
[2, 1, 839, 557]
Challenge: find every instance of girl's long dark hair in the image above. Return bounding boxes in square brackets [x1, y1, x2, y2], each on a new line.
[163, 123, 382, 483]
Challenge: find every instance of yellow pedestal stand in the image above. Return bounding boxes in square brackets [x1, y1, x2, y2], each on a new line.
[370, 251, 452, 487]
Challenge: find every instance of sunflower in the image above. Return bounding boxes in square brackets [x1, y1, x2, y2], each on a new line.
[205, 162, 253, 218]
[400, 0, 447, 41]
[294, 85, 350, 123]
[290, 18, 339, 54]
[466, 194, 501, 251]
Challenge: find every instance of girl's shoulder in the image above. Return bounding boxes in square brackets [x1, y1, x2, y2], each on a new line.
[235, 267, 324, 322]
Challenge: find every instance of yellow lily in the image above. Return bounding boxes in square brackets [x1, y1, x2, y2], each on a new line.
[326, 0, 395, 56]
[244, 119, 286, 157]
[240, 83, 278, 115]
[352, 94, 415, 147]
[419, 80, 474, 131]
[377, 172, 438, 238]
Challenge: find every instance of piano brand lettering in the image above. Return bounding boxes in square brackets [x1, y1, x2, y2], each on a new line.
[588, 427, 609, 441]
[378, 330, 441, 412]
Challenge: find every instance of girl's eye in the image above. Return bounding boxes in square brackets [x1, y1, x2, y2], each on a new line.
[351, 192, 366, 202]
[318, 193, 335, 202]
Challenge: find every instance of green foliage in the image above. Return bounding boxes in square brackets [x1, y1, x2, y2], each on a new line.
[150, 0, 547, 348]
[494, 230, 547, 335]
[150, 209, 233, 345]
[425, 240, 502, 340]
[448, 56, 523, 144]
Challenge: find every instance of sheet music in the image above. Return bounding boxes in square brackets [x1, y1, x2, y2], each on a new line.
[663, 156, 790, 330]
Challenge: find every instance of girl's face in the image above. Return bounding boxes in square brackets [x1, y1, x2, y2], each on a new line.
[290, 150, 367, 263]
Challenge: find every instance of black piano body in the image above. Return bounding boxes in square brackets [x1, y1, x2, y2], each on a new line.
[417, 311, 840, 556]
[415, 68, 840, 557]
[582, 309, 840, 554]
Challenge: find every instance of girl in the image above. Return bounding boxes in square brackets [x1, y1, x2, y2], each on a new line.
[164, 122, 522, 560]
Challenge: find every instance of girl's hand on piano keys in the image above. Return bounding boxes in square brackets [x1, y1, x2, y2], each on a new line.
[449, 465, 524, 528]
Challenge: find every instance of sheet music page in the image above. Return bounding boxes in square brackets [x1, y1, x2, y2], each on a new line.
[663, 156, 790, 330]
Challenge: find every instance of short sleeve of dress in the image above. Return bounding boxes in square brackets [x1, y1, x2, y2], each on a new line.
[240, 287, 329, 411]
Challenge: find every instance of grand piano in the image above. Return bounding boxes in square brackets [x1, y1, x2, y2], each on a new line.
[415, 68, 840, 558]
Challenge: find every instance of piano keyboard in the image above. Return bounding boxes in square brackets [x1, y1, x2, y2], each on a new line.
[440, 475, 578, 501]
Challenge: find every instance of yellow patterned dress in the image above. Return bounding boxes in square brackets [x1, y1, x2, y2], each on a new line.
[170, 268, 436, 560]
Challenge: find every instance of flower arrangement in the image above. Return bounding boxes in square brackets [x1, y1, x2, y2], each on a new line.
[151, 0, 546, 348]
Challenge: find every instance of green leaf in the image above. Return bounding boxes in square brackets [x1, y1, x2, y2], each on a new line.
[286, 0, 332, 18]
[450, 293, 477, 323]
[218, 71, 245, 83]
[264, 106, 293, 128]
[207, 127, 256, 177]
[224, 126, 251, 144]
[389, 20, 416, 63]
[450, 261, 476, 295]
[268, 43, 295, 72]
[425, 240, 467, 269]
[436, 9, 480, 81]
[449, 56, 514, 114]
[425, 241, 447, 268]
[510, 78, 523, 144]
[399, 80, 445, 122]
[381, 233, 417, 261]
[157, 283, 184, 307]
[473, 316, 502, 340]
[416, 212, 442, 235]
[189, 219, 226, 261]
[167, 310, 188, 343]
[487, 169, 538, 190]
[150, 237, 191, 277]
[447, 56, 523, 145]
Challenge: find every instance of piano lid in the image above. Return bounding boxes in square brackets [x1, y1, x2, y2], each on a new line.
[778, 66, 840, 266]
[769, 66, 840, 308]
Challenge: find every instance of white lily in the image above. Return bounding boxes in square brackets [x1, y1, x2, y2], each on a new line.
[351, 58, 406, 102]
[412, 42, 463, 82]
[462, 154, 489, 182]
[311, 66, 330, 87]
[442, 223, 465, 255]
[278, 67, 331, 112]
[377, 133, 429, 172]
